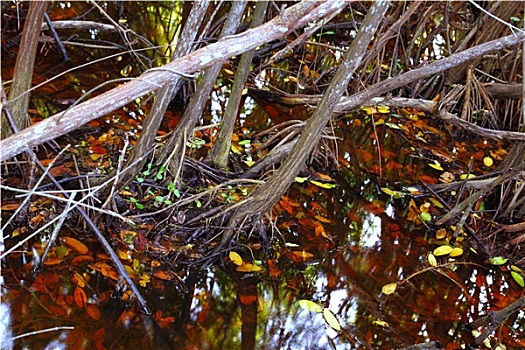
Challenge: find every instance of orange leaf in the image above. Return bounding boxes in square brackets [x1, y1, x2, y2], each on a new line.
[239, 294, 258, 305]
[292, 251, 314, 261]
[0, 203, 20, 211]
[71, 255, 94, 266]
[61, 236, 89, 254]
[43, 258, 64, 266]
[90, 146, 107, 154]
[86, 304, 101, 320]
[314, 215, 331, 223]
[153, 270, 172, 281]
[74, 286, 87, 307]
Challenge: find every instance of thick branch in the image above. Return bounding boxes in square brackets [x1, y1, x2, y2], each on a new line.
[0, 1, 346, 161]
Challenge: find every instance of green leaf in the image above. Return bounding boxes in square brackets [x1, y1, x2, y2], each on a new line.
[323, 308, 341, 331]
[420, 212, 432, 222]
[489, 256, 508, 265]
[173, 189, 181, 198]
[135, 203, 144, 210]
[298, 300, 322, 313]
[511, 271, 525, 287]
[238, 139, 251, 146]
[294, 176, 309, 183]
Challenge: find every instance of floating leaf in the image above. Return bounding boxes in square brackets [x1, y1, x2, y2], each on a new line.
[435, 228, 448, 239]
[382, 282, 397, 295]
[236, 263, 262, 273]
[61, 237, 89, 255]
[433, 245, 453, 256]
[298, 299, 322, 313]
[229, 251, 243, 266]
[373, 320, 390, 327]
[428, 161, 444, 171]
[428, 253, 437, 267]
[385, 122, 400, 129]
[294, 176, 309, 183]
[483, 156, 493, 167]
[380, 187, 405, 198]
[309, 180, 337, 189]
[314, 215, 331, 223]
[323, 308, 341, 331]
[74, 286, 87, 307]
[449, 247, 464, 257]
[489, 256, 508, 265]
[511, 271, 525, 287]
[460, 173, 476, 180]
[428, 197, 444, 208]
[1, 203, 20, 211]
[361, 106, 378, 114]
[377, 105, 390, 113]
[420, 212, 432, 222]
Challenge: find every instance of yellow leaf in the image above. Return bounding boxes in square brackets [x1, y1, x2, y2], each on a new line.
[229, 251, 243, 266]
[231, 143, 243, 154]
[294, 176, 309, 183]
[377, 105, 390, 113]
[243, 160, 255, 167]
[236, 263, 263, 273]
[373, 320, 390, 327]
[483, 156, 493, 167]
[309, 180, 337, 189]
[433, 245, 453, 256]
[298, 299, 322, 313]
[382, 282, 397, 295]
[361, 106, 378, 114]
[460, 173, 476, 180]
[449, 247, 464, 257]
[428, 162, 444, 171]
[323, 308, 341, 331]
[374, 118, 385, 126]
[428, 253, 437, 267]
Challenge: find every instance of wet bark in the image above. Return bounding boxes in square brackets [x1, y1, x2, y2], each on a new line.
[209, 1, 269, 169]
[214, 0, 391, 253]
[1, 1, 48, 139]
